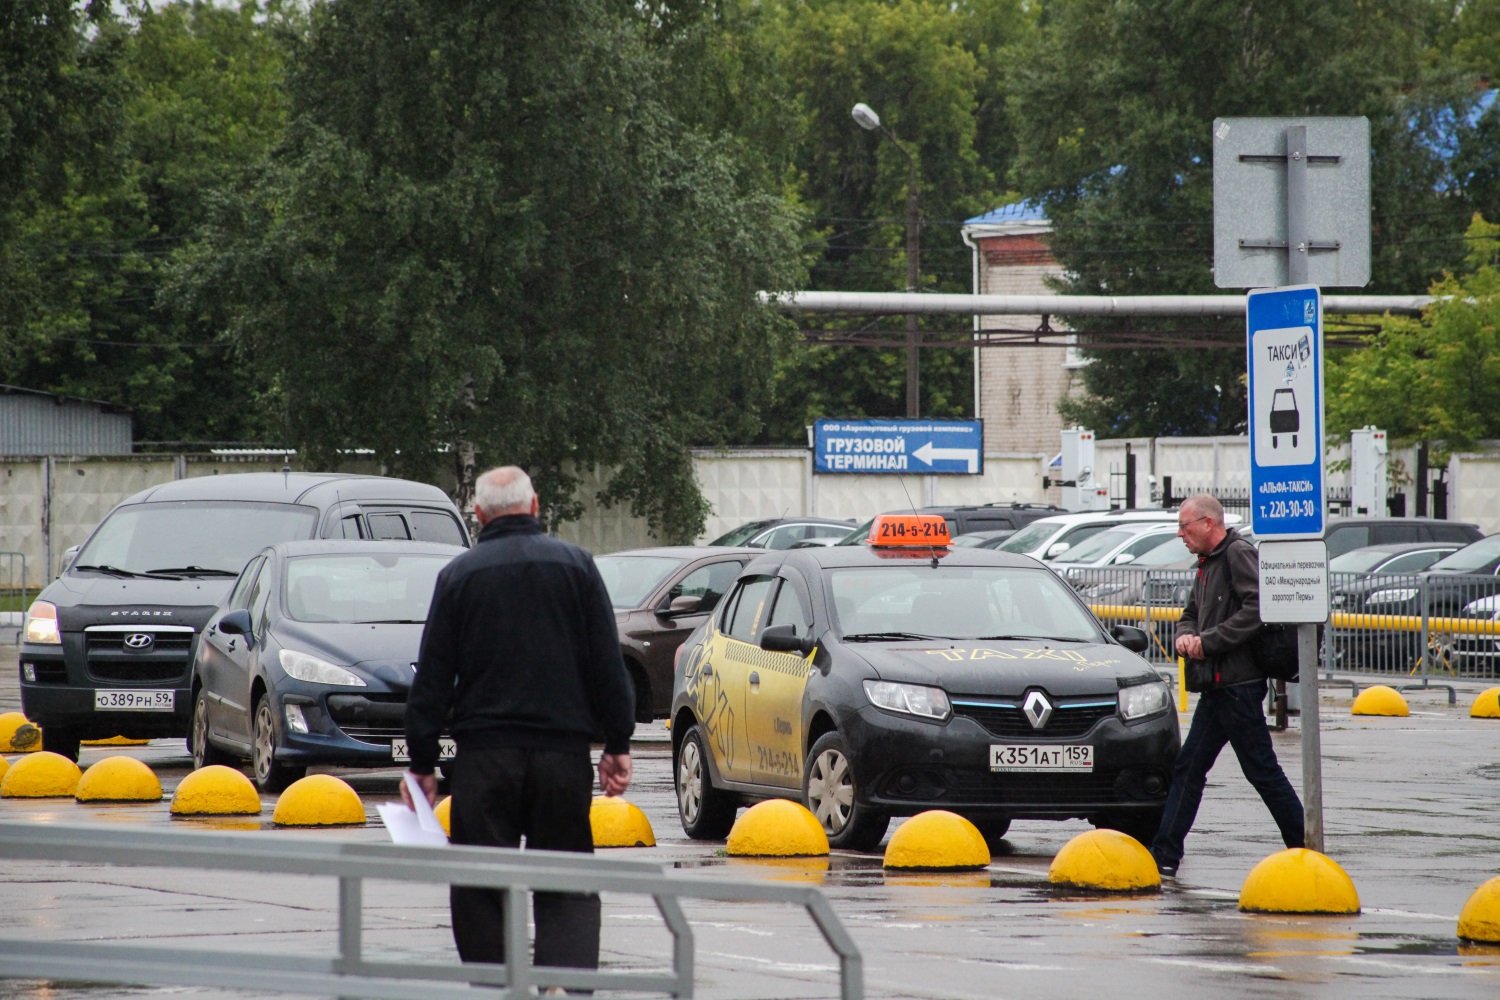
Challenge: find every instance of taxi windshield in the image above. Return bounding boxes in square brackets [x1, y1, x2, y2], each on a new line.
[828, 565, 1105, 642]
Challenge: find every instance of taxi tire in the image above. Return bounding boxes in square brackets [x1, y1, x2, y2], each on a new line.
[676, 725, 736, 839]
[803, 732, 889, 852]
[252, 694, 306, 793]
[191, 688, 234, 770]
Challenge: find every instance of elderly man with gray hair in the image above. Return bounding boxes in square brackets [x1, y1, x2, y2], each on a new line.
[403, 465, 635, 984]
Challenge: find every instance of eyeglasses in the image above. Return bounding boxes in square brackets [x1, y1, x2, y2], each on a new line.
[1177, 515, 1212, 532]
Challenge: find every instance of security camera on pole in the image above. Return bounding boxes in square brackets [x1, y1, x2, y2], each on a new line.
[1213, 116, 1371, 856]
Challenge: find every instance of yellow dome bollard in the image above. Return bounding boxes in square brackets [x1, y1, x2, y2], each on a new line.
[883, 811, 990, 871]
[171, 765, 262, 816]
[0, 751, 82, 797]
[82, 736, 151, 746]
[1239, 848, 1360, 914]
[0, 711, 42, 752]
[76, 756, 162, 802]
[272, 774, 366, 827]
[1469, 688, 1500, 719]
[0, 757, 9, 782]
[1048, 829, 1160, 891]
[434, 795, 451, 836]
[590, 796, 656, 847]
[1458, 876, 1500, 943]
[1351, 684, 1409, 717]
[726, 800, 829, 857]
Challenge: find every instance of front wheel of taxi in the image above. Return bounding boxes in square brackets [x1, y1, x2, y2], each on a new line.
[675, 725, 737, 839]
[804, 732, 889, 852]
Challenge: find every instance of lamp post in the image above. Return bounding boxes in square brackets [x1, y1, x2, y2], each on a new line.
[852, 101, 921, 418]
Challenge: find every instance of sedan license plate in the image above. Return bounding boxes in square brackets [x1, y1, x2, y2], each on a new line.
[94, 689, 173, 712]
[391, 739, 457, 762]
[990, 744, 1093, 772]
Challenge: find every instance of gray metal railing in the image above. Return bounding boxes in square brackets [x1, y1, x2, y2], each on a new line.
[0, 822, 862, 1000]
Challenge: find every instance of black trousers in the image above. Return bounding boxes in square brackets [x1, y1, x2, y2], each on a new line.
[1151, 680, 1305, 868]
[447, 746, 600, 970]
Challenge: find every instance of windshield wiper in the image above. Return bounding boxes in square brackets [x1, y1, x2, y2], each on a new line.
[842, 631, 942, 642]
[977, 634, 1089, 642]
[353, 619, 425, 624]
[72, 564, 155, 579]
[146, 566, 238, 578]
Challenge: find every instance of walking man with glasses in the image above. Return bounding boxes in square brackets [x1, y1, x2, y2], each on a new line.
[1150, 494, 1304, 878]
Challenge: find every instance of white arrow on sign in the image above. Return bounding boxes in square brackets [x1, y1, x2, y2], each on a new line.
[912, 441, 978, 473]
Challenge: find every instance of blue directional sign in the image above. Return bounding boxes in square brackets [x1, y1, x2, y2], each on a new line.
[814, 419, 984, 475]
[1247, 286, 1326, 539]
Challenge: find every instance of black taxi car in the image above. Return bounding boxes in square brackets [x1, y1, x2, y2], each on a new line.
[669, 514, 1179, 851]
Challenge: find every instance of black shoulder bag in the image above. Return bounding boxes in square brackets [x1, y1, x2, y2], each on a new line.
[1252, 622, 1299, 682]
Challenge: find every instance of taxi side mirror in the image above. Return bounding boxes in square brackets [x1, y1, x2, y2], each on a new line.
[1110, 623, 1149, 653]
[760, 623, 814, 656]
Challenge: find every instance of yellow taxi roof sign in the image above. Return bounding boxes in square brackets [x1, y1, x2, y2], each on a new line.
[867, 514, 951, 548]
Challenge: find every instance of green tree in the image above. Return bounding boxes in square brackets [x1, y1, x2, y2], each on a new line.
[748, 0, 1034, 441]
[1006, 0, 1468, 437]
[2, 1, 297, 443]
[1328, 214, 1500, 454]
[172, 0, 803, 541]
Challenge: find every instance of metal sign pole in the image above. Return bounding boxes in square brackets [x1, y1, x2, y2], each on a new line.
[1298, 622, 1323, 852]
[1285, 125, 1310, 285]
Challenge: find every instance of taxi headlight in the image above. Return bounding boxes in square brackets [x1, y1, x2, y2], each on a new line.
[278, 649, 366, 687]
[23, 601, 60, 645]
[1366, 587, 1418, 606]
[863, 680, 950, 721]
[1118, 681, 1170, 721]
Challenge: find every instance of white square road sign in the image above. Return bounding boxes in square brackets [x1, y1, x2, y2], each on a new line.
[1259, 540, 1329, 624]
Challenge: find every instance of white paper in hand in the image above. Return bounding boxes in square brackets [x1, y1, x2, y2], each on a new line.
[375, 773, 449, 846]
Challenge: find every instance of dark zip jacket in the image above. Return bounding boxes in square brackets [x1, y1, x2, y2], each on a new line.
[1175, 528, 1263, 691]
[404, 514, 635, 773]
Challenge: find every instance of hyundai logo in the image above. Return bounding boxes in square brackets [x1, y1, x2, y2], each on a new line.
[123, 633, 155, 652]
[1022, 691, 1053, 730]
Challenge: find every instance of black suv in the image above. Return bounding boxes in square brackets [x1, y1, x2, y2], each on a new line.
[1318, 516, 1482, 559]
[920, 503, 1071, 538]
[18, 473, 469, 759]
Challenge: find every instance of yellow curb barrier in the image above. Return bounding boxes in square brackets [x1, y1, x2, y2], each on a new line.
[0, 711, 42, 753]
[1470, 687, 1500, 719]
[1091, 603, 1500, 637]
[726, 799, 829, 857]
[590, 795, 656, 847]
[1238, 848, 1360, 914]
[0, 757, 9, 782]
[171, 765, 262, 816]
[1351, 684, 1409, 717]
[434, 795, 451, 835]
[1458, 876, 1500, 943]
[1048, 829, 1160, 891]
[272, 774, 366, 827]
[82, 736, 151, 746]
[76, 755, 162, 802]
[0, 751, 82, 798]
[883, 810, 989, 871]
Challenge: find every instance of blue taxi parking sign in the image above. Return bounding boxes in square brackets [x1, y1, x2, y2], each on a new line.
[1248, 285, 1326, 539]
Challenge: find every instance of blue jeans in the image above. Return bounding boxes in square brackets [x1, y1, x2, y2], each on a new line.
[1151, 680, 1304, 867]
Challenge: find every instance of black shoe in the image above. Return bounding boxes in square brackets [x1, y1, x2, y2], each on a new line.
[1157, 862, 1177, 879]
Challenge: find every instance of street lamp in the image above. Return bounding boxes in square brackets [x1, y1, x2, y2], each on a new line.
[852, 101, 921, 418]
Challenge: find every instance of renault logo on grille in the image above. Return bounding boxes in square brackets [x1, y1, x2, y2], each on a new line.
[123, 633, 155, 652]
[1022, 691, 1053, 730]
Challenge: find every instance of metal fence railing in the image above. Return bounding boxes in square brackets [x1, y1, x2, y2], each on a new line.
[0, 822, 863, 1000]
[0, 551, 28, 642]
[1068, 566, 1500, 691]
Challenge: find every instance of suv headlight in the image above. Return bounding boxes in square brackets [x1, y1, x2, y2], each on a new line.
[23, 601, 60, 645]
[863, 680, 950, 721]
[1118, 681, 1170, 721]
[278, 649, 366, 687]
[1366, 588, 1418, 606]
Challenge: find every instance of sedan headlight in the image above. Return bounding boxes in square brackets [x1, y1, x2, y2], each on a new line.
[1118, 681, 1170, 721]
[1366, 588, 1418, 606]
[278, 649, 366, 687]
[23, 601, 60, 644]
[863, 680, 951, 721]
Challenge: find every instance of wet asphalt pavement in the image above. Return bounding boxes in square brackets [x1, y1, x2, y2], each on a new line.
[1, 643, 1499, 1000]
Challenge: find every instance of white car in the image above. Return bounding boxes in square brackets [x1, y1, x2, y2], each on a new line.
[995, 509, 1244, 561]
